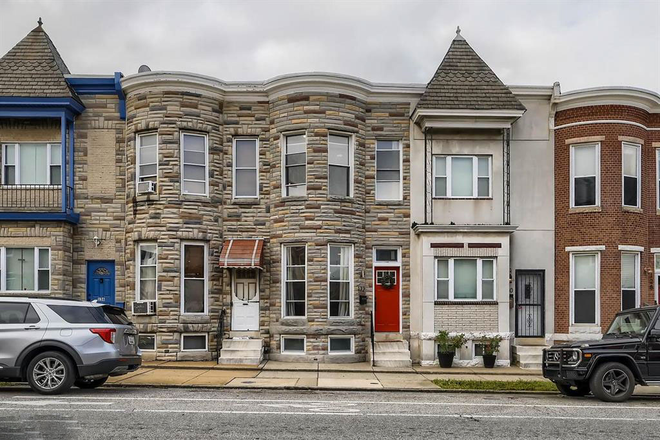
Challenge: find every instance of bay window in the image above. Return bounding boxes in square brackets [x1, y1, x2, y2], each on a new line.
[181, 133, 208, 195]
[433, 155, 491, 198]
[137, 133, 158, 193]
[571, 253, 599, 324]
[328, 244, 352, 317]
[622, 142, 641, 208]
[328, 134, 352, 197]
[3, 143, 61, 185]
[435, 258, 496, 301]
[376, 140, 401, 200]
[181, 242, 206, 314]
[571, 143, 599, 207]
[283, 245, 306, 317]
[137, 243, 157, 301]
[621, 252, 639, 310]
[1, 247, 50, 292]
[233, 138, 258, 198]
[284, 134, 306, 196]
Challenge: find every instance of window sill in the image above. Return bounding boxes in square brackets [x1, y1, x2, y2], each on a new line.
[328, 195, 354, 203]
[281, 196, 308, 202]
[569, 206, 601, 214]
[433, 197, 493, 201]
[134, 193, 159, 203]
[375, 200, 404, 206]
[434, 300, 498, 306]
[179, 315, 211, 323]
[181, 194, 210, 201]
[231, 198, 260, 206]
[622, 206, 642, 213]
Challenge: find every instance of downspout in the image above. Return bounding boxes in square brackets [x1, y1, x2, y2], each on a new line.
[424, 128, 427, 224]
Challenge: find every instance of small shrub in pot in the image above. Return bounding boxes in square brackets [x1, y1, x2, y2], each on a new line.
[481, 336, 503, 368]
[435, 331, 467, 368]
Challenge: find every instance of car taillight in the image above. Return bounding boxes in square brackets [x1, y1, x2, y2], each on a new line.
[90, 328, 116, 344]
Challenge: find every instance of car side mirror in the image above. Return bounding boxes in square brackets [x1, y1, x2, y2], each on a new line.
[648, 329, 660, 340]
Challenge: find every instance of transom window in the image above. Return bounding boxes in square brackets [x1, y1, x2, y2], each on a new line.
[181, 133, 208, 195]
[328, 134, 352, 197]
[328, 245, 352, 318]
[284, 134, 306, 196]
[136, 133, 158, 193]
[181, 242, 207, 314]
[283, 245, 306, 317]
[137, 243, 157, 301]
[433, 155, 491, 198]
[622, 142, 641, 208]
[3, 143, 61, 185]
[435, 258, 495, 301]
[376, 140, 401, 200]
[233, 138, 258, 198]
[621, 252, 639, 311]
[0, 247, 50, 292]
[571, 253, 599, 325]
[571, 143, 600, 207]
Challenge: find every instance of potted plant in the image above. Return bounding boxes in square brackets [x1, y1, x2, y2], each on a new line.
[435, 331, 466, 368]
[481, 336, 503, 368]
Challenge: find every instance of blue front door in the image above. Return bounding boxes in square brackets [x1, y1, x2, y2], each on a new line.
[86, 261, 116, 305]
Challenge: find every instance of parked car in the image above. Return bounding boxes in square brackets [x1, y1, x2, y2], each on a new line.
[543, 305, 660, 402]
[0, 297, 141, 394]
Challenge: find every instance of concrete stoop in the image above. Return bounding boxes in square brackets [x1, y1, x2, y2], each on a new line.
[513, 343, 546, 370]
[373, 333, 412, 368]
[218, 338, 264, 365]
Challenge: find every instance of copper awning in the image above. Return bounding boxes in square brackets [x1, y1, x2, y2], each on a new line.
[219, 239, 264, 269]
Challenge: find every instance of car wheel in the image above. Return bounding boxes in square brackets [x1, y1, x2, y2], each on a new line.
[26, 351, 76, 395]
[556, 382, 590, 397]
[589, 362, 635, 402]
[75, 377, 108, 389]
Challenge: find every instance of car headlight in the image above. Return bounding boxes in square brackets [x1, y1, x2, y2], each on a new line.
[564, 349, 582, 365]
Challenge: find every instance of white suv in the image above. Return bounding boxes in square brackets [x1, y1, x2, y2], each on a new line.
[0, 297, 141, 394]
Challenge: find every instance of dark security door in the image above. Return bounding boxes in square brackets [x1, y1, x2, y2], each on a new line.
[86, 261, 116, 305]
[515, 270, 545, 337]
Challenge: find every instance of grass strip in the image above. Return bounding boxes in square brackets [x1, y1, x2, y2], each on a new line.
[433, 378, 557, 392]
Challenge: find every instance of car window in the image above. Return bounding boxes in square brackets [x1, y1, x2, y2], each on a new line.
[606, 310, 654, 336]
[102, 306, 131, 325]
[48, 305, 110, 324]
[24, 305, 40, 324]
[0, 302, 29, 323]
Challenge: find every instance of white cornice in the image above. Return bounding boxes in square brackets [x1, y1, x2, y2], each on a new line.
[555, 87, 660, 113]
[509, 85, 554, 99]
[411, 108, 525, 130]
[412, 224, 519, 234]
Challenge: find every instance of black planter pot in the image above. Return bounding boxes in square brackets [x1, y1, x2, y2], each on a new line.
[482, 354, 497, 368]
[437, 350, 455, 368]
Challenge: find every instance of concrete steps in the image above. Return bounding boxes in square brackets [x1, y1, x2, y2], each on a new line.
[218, 338, 263, 365]
[373, 334, 411, 368]
[513, 342, 546, 370]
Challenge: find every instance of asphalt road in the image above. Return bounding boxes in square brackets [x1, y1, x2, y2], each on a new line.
[1, 387, 660, 439]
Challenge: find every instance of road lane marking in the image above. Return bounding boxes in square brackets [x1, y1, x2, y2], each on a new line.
[4, 400, 114, 407]
[259, 403, 360, 413]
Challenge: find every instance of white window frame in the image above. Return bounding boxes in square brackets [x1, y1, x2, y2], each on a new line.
[654, 253, 660, 304]
[180, 333, 208, 352]
[136, 243, 157, 301]
[180, 132, 208, 196]
[328, 132, 354, 198]
[0, 247, 51, 293]
[137, 333, 156, 351]
[2, 143, 62, 186]
[281, 335, 306, 355]
[472, 341, 486, 358]
[282, 132, 307, 197]
[180, 241, 208, 315]
[282, 244, 307, 318]
[434, 258, 496, 301]
[373, 247, 401, 267]
[232, 137, 259, 199]
[136, 133, 158, 193]
[375, 139, 403, 201]
[432, 155, 491, 198]
[570, 143, 601, 208]
[569, 252, 600, 326]
[621, 252, 640, 310]
[328, 244, 353, 319]
[622, 142, 641, 208]
[656, 149, 660, 211]
[328, 335, 354, 355]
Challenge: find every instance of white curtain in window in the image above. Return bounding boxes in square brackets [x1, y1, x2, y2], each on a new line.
[574, 254, 596, 289]
[574, 146, 596, 176]
[451, 157, 473, 197]
[6, 248, 35, 291]
[20, 144, 47, 184]
[454, 259, 477, 299]
[621, 253, 636, 289]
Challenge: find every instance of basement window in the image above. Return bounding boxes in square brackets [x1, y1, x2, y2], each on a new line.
[138, 334, 156, 351]
[281, 336, 306, 355]
[181, 334, 208, 351]
[328, 336, 354, 354]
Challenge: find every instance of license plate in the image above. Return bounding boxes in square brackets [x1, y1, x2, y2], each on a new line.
[127, 335, 135, 345]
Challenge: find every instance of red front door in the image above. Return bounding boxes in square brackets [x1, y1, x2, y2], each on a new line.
[374, 267, 400, 332]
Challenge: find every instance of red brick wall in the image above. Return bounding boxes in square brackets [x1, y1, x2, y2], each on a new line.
[555, 105, 660, 334]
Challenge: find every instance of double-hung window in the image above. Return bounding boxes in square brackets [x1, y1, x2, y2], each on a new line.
[1, 247, 50, 292]
[328, 244, 352, 317]
[137, 243, 157, 301]
[328, 134, 352, 197]
[233, 138, 258, 198]
[621, 252, 639, 311]
[622, 142, 641, 208]
[284, 134, 306, 196]
[283, 245, 306, 317]
[3, 143, 61, 185]
[571, 253, 599, 324]
[435, 258, 495, 301]
[571, 143, 600, 207]
[181, 242, 206, 314]
[137, 133, 158, 193]
[433, 155, 490, 198]
[376, 140, 402, 200]
[181, 133, 208, 195]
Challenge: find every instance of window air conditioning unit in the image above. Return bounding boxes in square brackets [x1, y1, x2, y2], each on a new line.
[132, 300, 156, 315]
[137, 181, 157, 194]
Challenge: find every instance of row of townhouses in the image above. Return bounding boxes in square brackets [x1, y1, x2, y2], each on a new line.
[1, 23, 658, 368]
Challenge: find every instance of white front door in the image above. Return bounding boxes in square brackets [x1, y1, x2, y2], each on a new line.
[231, 269, 260, 331]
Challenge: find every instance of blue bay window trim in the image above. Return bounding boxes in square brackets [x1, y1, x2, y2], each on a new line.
[66, 72, 125, 119]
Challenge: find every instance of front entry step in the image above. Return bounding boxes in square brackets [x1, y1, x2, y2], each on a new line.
[373, 334, 411, 367]
[218, 338, 264, 365]
[512, 343, 546, 370]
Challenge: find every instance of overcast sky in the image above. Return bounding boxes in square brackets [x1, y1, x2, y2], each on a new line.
[1, 0, 659, 92]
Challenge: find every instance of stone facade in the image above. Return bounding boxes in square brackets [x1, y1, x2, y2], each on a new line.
[434, 303, 499, 332]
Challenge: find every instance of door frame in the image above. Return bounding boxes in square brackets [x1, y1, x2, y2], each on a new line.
[514, 269, 545, 338]
[231, 268, 260, 331]
[372, 247, 402, 333]
[86, 260, 116, 305]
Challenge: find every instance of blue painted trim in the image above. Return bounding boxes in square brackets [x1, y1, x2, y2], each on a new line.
[0, 97, 85, 115]
[66, 77, 116, 95]
[0, 212, 80, 224]
[114, 72, 126, 120]
[61, 115, 67, 214]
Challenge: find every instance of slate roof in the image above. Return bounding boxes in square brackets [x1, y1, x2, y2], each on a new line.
[416, 31, 525, 112]
[0, 24, 81, 102]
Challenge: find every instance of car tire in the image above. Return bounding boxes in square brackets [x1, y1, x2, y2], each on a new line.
[589, 362, 635, 402]
[26, 351, 76, 395]
[556, 382, 590, 397]
[75, 377, 108, 389]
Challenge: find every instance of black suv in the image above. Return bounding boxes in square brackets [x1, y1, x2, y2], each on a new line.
[543, 306, 660, 402]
